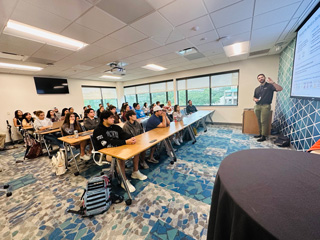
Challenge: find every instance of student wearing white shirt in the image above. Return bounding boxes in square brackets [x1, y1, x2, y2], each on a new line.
[34, 110, 64, 149]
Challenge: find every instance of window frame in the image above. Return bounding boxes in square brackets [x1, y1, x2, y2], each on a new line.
[81, 85, 118, 108]
[124, 80, 174, 105]
[176, 70, 239, 107]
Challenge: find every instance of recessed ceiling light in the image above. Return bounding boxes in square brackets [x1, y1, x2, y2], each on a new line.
[100, 75, 122, 79]
[0, 62, 43, 71]
[223, 41, 250, 57]
[142, 64, 167, 71]
[177, 47, 198, 56]
[4, 20, 88, 51]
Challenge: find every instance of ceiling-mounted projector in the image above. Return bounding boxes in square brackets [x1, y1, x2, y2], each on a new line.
[105, 62, 127, 76]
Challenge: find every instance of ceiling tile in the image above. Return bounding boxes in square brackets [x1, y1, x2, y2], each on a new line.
[93, 36, 127, 51]
[131, 12, 173, 37]
[11, 1, 71, 33]
[188, 30, 219, 46]
[97, 0, 154, 24]
[203, 0, 242, 13]
[253, 3, 300, 30]
[250, 21, 288, 51]
[145, 0, 175, 9]
[176, 15, 214, 38]
[0, 34, 44, 56]
[159, 0, 208, 26]
[130, 38, 161, 51]
[210, 0, 254, 28]
[217, 18, 252, 37]
[255, 0, 302, 16]
[71, 44, 109, 61]
[0, 0, 18, 30]
[31, 45, 73, 61]
[293, 0, 317, 19]
[221, 31, 251, 46]
[147, 45, 172, 56]
[278, 18, 299, 42]
[109, 26, 147, 45]
[22, 0, 92, 21]
[76, 7, 126, 35]
[61, 23, 104, 44]
[127, 52, 154, 62]
[165, 29, 185, 44]
[166, 39, 193, 52]
[196, 40, 224, 55]
[116, 45, 143, 57]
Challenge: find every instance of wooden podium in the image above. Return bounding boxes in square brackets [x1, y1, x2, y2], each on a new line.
[242, 109, 272, 135]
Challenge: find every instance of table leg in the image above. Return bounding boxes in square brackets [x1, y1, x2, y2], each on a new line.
[187, 126, 196, 144]
[163, 139, 177, 164]
[115, 158, 133, 205]
[201, 117, 207, 132]
[67, 143, 80, 176]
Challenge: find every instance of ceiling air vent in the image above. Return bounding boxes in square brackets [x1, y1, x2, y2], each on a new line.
[0, 52, 28, 61]
[249, 49, 270, 57]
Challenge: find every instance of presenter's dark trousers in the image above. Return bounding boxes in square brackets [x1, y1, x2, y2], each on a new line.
[254, 104, 271, 136]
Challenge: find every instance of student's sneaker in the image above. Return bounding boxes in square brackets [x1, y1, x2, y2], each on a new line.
[173, 138, 180, 146]
[179, 137, 183, 143]
[257, 136, 266, 142]
[147, 157, 159, 164]
[131, 170, 147, 180]
[140, 161, 149, 169]
[80, 154, 90, 161]
[121, 179, 136, 192]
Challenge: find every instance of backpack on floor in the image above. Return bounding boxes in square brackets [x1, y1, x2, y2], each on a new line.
[67, 175, 123, 217]
[274, 135, 290, 147]
[24, 133, 42, 159]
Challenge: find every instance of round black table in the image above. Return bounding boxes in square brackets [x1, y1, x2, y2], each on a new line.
[207, 149, 320, 240]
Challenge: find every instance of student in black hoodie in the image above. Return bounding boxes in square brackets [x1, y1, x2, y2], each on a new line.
[93, 110, 146, 192]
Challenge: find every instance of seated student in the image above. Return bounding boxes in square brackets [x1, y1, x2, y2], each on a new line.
[46, 110, 59, 122]
[121, 104, 130, 122]
[93, 110, 144, 192]
[307, 139, 320, 154]
[13, 110, 24, 130]
[96, 104, 103, 117]
[69, 107, 80, 120]
[83, 108, 100, 130]
[87, 105, 91, 109]
[186, 100, 198, 114]
[109, 105, 121, 124]
[61, 113, 91, 161]
[142, 102, 149, 115]
[123, 110, 149, 169]
[172, 105, 184, 145]
[149, 103, 156, 115]
[83, 106, 88, 118]
[97, 106, 104, 118]
[145, 106, 170, 163]
[53, 107, 61, 119]
[133, 103, 146, 119]
[156, 101, 160, 106]
[106, 102, 110, 110]
[22, 112, 34, 127]
[34, 110, 64, 149]
[60, 108, 69, 121]
[125, 102, 133, 110]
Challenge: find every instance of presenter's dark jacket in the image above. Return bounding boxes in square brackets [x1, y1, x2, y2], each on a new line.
[253, 83, 276, 105]
[93, 123, 130, 150]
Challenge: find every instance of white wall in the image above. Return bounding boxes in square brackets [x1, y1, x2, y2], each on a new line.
[0, 74, 117, 142]
[124, 55, 280, 124]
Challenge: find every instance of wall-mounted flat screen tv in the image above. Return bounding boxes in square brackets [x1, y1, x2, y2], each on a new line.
[291, 3, 320, 100]
[34, 77, 69, 94]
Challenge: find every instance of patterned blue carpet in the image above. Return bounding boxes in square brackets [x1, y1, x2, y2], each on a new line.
[0, 124, 286, 240]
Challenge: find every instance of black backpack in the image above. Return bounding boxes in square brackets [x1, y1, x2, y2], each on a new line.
[274, 135, 290, 147]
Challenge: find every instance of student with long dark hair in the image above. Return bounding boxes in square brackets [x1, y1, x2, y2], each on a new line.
[121, 104, 130, 122]
[69, 107, 80, 120]
[13, 110, 24, 129]
[60, 108, 69, 121]
[22, 112, 34, 127]
[109, 105, 121, 124]
[61, 113, 91, 161]
[142, 102, 149, 115]
[46, 110, 59, 122]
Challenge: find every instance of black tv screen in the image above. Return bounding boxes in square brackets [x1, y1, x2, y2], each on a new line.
[34, 77, 69, 94]
[291, 3, 320, 100]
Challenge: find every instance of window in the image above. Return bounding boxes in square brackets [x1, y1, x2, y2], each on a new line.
[176, 70, 239, 106]
[124, 80, 173, 106]
[211, 72, 238, 106]
[101, 88, 118, 108]
[82, 86, 117, 110]
[124, 87, 137, 107]
[186, 76, 210, 106]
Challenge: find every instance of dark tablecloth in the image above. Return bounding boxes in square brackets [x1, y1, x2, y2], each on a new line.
[207, 149, 320, 240]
